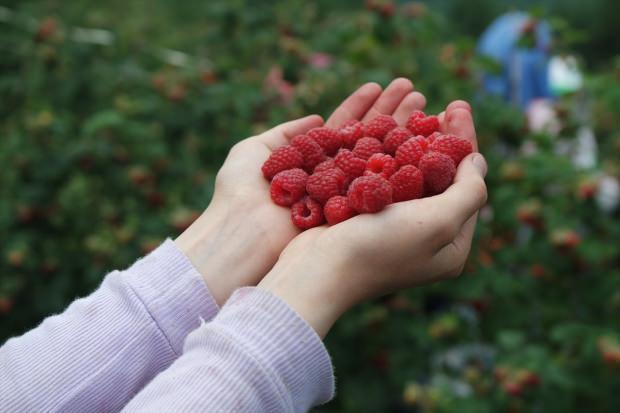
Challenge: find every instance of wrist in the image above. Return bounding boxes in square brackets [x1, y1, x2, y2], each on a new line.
[257, 258, 349, 339]
[175, 200, 268, 306]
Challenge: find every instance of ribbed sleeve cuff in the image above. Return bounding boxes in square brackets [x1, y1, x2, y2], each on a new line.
[214, 287, 335, 409]
[125, 239, 220, 355]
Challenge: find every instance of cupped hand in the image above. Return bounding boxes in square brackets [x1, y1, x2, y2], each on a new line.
[258, 101, 488, 337]
[176, 79, 426, 306]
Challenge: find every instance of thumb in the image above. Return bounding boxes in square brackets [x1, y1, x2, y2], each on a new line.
[438, 153, 488, 226]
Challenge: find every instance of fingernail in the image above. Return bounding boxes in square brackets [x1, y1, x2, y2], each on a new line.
[472, 154, 487, 177]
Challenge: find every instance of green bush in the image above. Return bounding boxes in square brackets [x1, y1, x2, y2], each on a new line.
[1, 2, 620, 411]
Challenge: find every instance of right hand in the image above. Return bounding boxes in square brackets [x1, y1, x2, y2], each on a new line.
[176, 79, 426, 306]
[258, 102, 488, 338]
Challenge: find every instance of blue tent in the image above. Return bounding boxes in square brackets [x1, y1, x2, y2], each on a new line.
[477, 12, 552, 108]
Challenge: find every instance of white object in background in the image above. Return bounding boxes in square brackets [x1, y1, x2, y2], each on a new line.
[526, 99, 561, 135]
[596, 175, 620, 212]
[572, 126, 597, 170]
[549, 55, 583, 96]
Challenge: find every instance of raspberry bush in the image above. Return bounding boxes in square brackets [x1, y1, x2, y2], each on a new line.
[1, 2, 620, 412]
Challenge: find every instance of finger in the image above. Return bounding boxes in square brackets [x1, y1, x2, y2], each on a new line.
[443, 106, 478, 151]
[325, 83, 382, 128]
[430, 212, 478, 279]
[255, 114, 324, 150]
[446, 100, 472, 113]
[437, 153, 488, 227]
[393, 91, 427, 125]
[361, 78, 413, 122]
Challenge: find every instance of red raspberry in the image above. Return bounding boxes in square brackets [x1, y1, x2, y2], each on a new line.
[347, 175, 393, 213]
[324, 195, 357, 225]
[365, 114, 398, 140]
[429, 134, 473, 165]
[335, 149, 366, 180]
[427, 131, 442, 144]
[339, 120, 365, 149]
[419, 151, 456, 194]
[353, 137, 383, 160]
[389, 165, 424, 202]
[395, 137, 425, 167]
[306, 167, 347, 204]
[406, 110, 439, 137]
[365, 153, 398, 179]
[291, 134, 326, 172]
[291, 197, 325, 229]
[414, 135, 431, 152]
[383, 127, 412, 155]
[313, 158, 336, 173]
[307, 127, 342, 156]
[269, 168, 309, 206]
[261, 145, 304, 180]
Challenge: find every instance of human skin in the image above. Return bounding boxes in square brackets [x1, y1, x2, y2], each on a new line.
[258, 102, 488, 338]
[175, 78, 427, 306]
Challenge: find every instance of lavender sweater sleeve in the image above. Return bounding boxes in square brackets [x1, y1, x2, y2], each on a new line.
[0, 240, 219, 412]
[123, 287, 335, 412]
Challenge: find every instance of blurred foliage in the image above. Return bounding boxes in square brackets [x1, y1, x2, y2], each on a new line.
[2, 1, 620, 412]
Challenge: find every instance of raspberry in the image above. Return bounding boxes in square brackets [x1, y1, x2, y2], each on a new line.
[406, 110, 439, 137]
[306, 167, 347, 204]
[335, 149, 366, 180]
[413, 135, 431, 152]
[339, 120, 365, 149]
[365, 114, 398, 140]
[324, 195, 357, 225]
[395, 137, 425, 167]
[307, 127, 342, 156]
[353, 137, 383, 160]
[269, 168, 309, 206]
[313, 158, 336, 173]
[427, 131, 442, 144]
[347, 175, 393, 213]
[365, 153, 398, 179]
[419, 151, 456, 194]
[389, 165, 424, 202]
[291, 134, 326, 172]
[429, 134, 473, 165]
[291, 197, 325, 229]
[261, 145, 304, 180]
[383, 127, 412, 155]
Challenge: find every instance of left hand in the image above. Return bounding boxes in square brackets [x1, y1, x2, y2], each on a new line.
[176, 79, 426, 306]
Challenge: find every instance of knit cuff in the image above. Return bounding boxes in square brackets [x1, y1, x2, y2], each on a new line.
[213, 287, 335, 409]
[125, 239, 220, 355]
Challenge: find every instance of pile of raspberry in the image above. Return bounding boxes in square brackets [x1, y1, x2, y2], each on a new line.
[261, 111, 473, 229]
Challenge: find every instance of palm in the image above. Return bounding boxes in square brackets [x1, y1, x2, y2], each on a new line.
[213, 79, 425, 266]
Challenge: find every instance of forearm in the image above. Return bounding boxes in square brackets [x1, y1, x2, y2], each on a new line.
[0, 240, 218, 413]
[123, 288, 334, 413]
